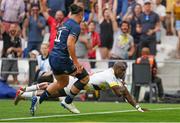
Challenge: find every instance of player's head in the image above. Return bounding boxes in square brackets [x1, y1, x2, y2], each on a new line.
[113, 62, 127, 79]
[69, 4, 84, 24]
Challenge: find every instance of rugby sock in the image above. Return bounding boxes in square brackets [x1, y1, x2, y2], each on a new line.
[59, 97, 65, 101]
[59, 88, 68, 96]
[25, 85, 39, 92]
[65, 90, 76, 104]
[39, 90, 51, 104]
[21, 91, 37, 99]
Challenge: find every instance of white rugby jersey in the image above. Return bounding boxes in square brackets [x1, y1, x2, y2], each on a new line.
[89, 68, 123, 90]
[68, 68, 123, 90]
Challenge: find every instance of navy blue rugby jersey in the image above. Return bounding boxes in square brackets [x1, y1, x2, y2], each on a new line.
[51, 18, 80, 58]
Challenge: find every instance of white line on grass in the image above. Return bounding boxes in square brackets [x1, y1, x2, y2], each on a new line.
[1, 107, 180, 121]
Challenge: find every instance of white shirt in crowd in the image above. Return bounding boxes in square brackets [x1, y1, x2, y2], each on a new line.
[154, 4, 166, 18]
[37, 55, 51, 76]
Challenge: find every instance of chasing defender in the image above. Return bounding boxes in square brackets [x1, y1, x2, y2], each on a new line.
[30, 4, 90, 116]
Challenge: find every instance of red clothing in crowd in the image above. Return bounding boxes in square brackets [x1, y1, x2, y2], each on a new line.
[47, 16, 68, 51]
[88, 32, 101, 59]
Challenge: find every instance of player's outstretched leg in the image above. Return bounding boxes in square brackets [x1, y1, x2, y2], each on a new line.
[14, 88, 25, 105]
[61, 99, 80, 114]
[61, 69, 89, 113]
[59, 89, 80, 114]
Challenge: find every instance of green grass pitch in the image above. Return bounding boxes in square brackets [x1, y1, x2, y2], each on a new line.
[0, 99, 180, 122]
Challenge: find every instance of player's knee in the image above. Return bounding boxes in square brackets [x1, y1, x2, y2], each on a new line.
[74, 77, 89, 90]
[75, 68, 89, 82]
[73, 68, 89, 90]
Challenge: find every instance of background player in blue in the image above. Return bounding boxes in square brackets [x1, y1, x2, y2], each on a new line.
[30, 4, 89, 115]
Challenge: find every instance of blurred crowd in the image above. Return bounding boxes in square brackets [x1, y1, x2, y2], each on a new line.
[0, 0, 180, 84]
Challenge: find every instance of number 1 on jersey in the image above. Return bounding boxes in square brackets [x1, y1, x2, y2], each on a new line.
[55, 30, 62, 42]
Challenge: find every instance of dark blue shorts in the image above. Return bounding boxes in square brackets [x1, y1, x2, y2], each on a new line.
[49, 55, 76, 75]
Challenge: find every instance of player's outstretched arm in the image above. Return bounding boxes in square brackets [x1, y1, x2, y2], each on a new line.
[122, 86, 148, 112]
[111, 85, 148, 112]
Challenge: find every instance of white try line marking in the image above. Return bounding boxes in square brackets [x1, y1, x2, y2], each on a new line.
[0, 107, 180, 121]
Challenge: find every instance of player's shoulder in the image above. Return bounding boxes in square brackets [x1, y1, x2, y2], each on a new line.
[64, 19, 80, 30]
[65, 19, 79, 26]
[101, 68, 115, 77]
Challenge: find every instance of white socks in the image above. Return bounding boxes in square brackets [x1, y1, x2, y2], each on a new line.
[25, 85, 39, 92]
[21, 91, 37, 99]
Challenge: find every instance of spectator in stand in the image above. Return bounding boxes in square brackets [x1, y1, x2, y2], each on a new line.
[34, 43, 53, 84]
[136, 0, 160, 56]
[98, 0, 114, 59]
[154, 0, 166, 44]
[76, 21, 91, 73]
[88, 21, 101, 68]
[45, 0, 66, 17]
[22, 4, 46, 57]
[28, 50, 39, 85]
[165, 0, 176, 35]
[109, 19, 135, 67]
[172, 0, 180, 59]
[88, 2, 100, 33]
[123, 4, 142, 58]
[133, 47, 164, 102]
[74, 0, 92, 21]
[0, 24, 22, 84]
[0, 0, 25, 32]
[40, 0, 68, 52]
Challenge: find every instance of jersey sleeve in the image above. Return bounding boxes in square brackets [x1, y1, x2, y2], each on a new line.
[47, 16, 55, 26]
[106, 76, 122, 88]
[69, 24, 80, 39]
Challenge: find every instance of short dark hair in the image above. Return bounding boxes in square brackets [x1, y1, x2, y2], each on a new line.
[113, 62, 127, 72]
[69, 4, 84, 14]
[120, 21, 130, 28]
[31, 3, 39, 9]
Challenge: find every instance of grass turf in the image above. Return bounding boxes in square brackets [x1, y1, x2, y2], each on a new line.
[0, 99, 180, 122]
